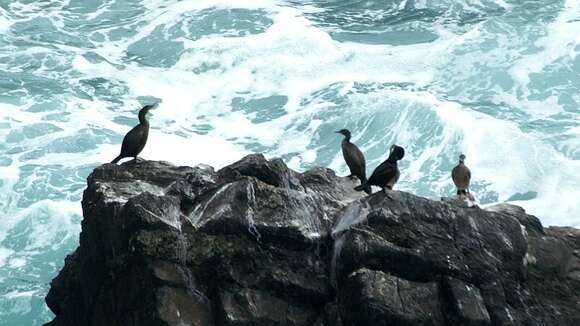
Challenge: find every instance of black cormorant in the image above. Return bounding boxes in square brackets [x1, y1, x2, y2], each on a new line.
[452, 154, 471, 197]
[111, 104, 157, 164]
[336, 129, 369, 193]
[355, 144, 405, 194]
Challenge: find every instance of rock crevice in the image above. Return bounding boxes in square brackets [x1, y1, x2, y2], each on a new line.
[45, 154, 580, 326]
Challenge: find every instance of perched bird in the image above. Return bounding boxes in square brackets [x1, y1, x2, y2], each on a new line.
[355, 144, 405, 194]
[111, 104, 157, 164]
[336, 129, 368, 192]
[452, 154, 471, 197]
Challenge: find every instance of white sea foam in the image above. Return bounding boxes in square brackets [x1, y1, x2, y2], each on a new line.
[1, 290, 36, 315]
[510, 0, 580, 92]
[0, 11, 11, 33]
[0, 248, 12, 268]
[404, 90, 580, 226]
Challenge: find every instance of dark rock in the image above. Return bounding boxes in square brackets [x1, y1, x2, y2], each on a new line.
[339, 268, 444, 326]
[487, 203, 545, 237]
[186, 177, 328, 243]
[45, 155, 580, 326]
[156, 286, 213, 326]
[523, 225, 580, 326]
[440, 277, 491, 325]
[218, 288, 318, 325]
[217, 153, 303, 190]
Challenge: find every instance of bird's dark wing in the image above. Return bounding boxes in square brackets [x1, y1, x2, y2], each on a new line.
[452, 164, 471, 189]
[120, 125, 148, 157]
[452, 165, 459, 181]
[343, 142, 366, 180]
[352, 144, 366, 176]
[367, 160, 397, 187]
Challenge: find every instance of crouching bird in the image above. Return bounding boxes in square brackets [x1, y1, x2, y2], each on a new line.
[355, 144, 405, 194]
[111, 104, 157, 164]
[336, 129, 369, 193]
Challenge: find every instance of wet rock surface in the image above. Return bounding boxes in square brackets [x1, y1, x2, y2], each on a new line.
[45, 155, 580, 326]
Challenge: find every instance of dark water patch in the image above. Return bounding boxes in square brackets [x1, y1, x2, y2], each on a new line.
[125, 24, 185, 68]
[557, 94, 578, 114]
[6, 146, 26, 155]
[43, 112, 71, 123]
[5, 130, 25, 143]
[192, 62, 224, 74]
[450, 99, 529, 124]
[75, 77, 129, 102]
[331, 29, 438, 45]
[22, 123, 64, 139]
[26, 101, 66, 113]
[89, 31, 106, 43]
[508, 191, 538, 202]
[231, 95, 288, 123]
[65, 0, 144, 33]
[0, 156, 13, 167]
[63, 0, 104, 13]
[10, 17, 93, 48]
[294, 0, 508, 44]
[242, 141, 275, 153]
[13, 164, 91, 208]
[20, 127, 118, 161]
[300, 82, 348, 107]
[474, 187, 500, 205]
[0, 71, 68, 98]
[522, 117, 579, 132]
[112, 115, 137, 127]
[189, 123, 214, 135]
[526, 57, 580, 113]
[137, 95, 162, 106]
[106, 23, 147, 42]
[81, 52, 120, 68]
[182, 8, 273, 40]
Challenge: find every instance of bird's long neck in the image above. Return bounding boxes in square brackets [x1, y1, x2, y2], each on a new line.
[342, 135, 351, 142]
[138, 111, 149, 126]
[386, 153, 398, 163]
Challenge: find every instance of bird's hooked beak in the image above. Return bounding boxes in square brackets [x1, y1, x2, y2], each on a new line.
[335, 130, 342, 134]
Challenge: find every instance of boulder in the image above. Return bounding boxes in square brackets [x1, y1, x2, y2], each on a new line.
[45, 155, 580, 326]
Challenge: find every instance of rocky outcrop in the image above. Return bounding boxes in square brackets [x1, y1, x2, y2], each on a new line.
[45, 154, 580, 326]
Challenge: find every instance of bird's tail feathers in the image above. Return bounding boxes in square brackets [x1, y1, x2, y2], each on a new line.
[354, 183, 372, 195]
[111, 155, 122, 164]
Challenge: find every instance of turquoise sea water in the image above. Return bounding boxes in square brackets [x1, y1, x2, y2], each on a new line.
[0, 0, 578, 324]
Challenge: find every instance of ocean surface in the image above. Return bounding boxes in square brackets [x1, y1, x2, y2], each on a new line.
[0, 0, 578, 324]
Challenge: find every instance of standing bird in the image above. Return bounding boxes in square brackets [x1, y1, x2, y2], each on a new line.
[111, 104, 157, 164]
[336, 129, 369, 192]
[355, 144, 405, 194]
[452, 154, 471, 198]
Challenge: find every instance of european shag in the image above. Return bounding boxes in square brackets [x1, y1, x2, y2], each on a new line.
[336, 129, 369, 193]
[452, 154, 471, 197]
[355, 144, 405, 194]
[111, 104, 157, 164]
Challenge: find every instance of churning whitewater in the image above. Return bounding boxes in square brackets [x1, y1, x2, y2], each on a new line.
[0, 0, 578, 324]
